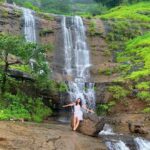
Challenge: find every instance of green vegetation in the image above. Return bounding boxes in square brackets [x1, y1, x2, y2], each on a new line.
[117, 33, 150, 81]
[12, 0, 107, 16]
[0, 92, 52, 122]
[87, 20, 103, 36]
[39, 28, 54, 37]
[96, 101, 116, 115]
[137, 91, 150, 102]
[136, 82, 150, 90]
[142, 107, 150, 113]
[100, 2, 150, 22]
[0, 34, 55, 122]
[108, 85, 129, 100]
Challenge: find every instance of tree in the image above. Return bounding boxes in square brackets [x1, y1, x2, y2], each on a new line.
[0, 34, 40, 94]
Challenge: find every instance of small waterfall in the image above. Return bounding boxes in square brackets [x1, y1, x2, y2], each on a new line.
[22, 8, 36, 42]
[134, 137, 150, 150]
[99, 124, 115, 135]
[106, 140, 130, 150]
[99, 124, 150, 150]
[61, 16, 95, 108]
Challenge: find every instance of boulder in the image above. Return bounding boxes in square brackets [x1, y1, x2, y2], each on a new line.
[76, 113, 105, 136]
[128, 121, 149, 135]
[7, 69, 34, 81]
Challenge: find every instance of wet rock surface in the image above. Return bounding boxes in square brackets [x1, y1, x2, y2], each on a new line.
[77, 113, 105, 136]
[0, 121, 106, 150]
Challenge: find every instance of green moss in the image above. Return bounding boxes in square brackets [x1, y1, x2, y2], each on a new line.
[87, 21, 102, 36]
[37, 12, 54, 21]
[1, 9, 9, 17]
[98, 68, 112, 76]
[10, 65, 32, 74]
[13, 9, 22, 17]
[39, 29, 54, 36]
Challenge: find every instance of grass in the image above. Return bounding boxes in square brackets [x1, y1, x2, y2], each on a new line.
[99, 2, 150, 22]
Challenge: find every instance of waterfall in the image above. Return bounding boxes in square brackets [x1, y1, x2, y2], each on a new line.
[61, 16, 95, 109]
[22, 8, 36, 42]
[99, 124, 115, 135]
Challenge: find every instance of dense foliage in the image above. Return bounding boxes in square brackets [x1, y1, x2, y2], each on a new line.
[0, 34, 55, 122]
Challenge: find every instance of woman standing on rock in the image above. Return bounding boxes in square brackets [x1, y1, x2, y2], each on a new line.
[63, 98, 94, 131]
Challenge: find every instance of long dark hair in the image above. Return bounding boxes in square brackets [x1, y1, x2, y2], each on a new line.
[75, 98, 82, 106]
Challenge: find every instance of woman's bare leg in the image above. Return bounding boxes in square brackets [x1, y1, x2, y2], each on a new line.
[73, 116, 76, 130]
[73, 117, 78, 131]
[74, 118, 80, 131]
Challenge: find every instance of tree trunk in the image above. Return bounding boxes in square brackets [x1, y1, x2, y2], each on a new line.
[1, 52, 8, 95]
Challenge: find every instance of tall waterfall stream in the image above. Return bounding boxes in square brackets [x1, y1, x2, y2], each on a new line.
[61, 16, 95, 108]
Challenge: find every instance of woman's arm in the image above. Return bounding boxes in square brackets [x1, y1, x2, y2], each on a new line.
[62, 102, 75, 108]
[82, 105, 95, 113]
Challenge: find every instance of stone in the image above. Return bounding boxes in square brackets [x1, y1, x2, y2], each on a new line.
[7, 69, 34, 81]
[128, 121, 149, 134]
[77, 113, 105, 136]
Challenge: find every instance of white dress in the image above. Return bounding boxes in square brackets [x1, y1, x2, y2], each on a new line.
[74, 105, 83, 121]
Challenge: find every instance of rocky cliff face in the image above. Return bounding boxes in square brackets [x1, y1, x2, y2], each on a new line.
[0, 4, 114, 83]
[0, 4, 22, 35]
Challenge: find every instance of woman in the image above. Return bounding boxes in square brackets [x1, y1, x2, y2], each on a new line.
[62, 98, 94, 131]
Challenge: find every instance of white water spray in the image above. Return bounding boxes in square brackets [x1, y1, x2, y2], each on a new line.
[134, 137, 150, 150]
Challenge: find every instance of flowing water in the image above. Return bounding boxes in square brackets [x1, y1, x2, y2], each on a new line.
[99, 124, 150, 150]
[61, 16, 95, 108]
[22, 8, 36, 42]
[134, 137, 150, 150]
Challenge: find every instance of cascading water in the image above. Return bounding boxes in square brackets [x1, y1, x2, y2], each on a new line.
[134, 137, 150, 150]
[22, 8, 36, 42]
[106, 140, 130, 150]
[61, 16, 95, 109]
[21, 7, 37, 68]
[99, 124, 150, 150]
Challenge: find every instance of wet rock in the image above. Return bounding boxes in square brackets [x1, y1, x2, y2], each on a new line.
[0, 121, 106, 150]
[128, 121, 149, 135]
[7, 69, 34, 81]
[77, 113, 105, 136]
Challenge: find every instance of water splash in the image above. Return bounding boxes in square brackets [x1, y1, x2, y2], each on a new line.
[134, 137, 150, 150]
[99, 124, 115, 135]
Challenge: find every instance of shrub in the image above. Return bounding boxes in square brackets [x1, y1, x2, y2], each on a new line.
[142, 107, 150, 113]
[59, 82, 68, 93]
[108, 85, 129, 100]
[136, 82, 150, 90]
[96, 101, 116, 115]
[0, 92, 52, 122]
[137, 91, 150, 101]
